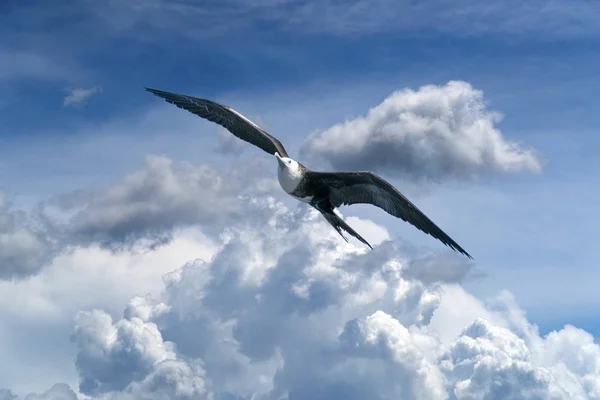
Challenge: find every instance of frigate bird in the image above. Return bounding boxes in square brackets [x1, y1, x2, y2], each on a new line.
[145, 87, 472, 258]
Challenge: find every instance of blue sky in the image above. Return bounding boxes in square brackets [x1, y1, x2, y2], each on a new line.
[2, 1, 600, 398]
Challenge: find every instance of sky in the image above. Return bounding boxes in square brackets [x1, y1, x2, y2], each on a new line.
[1, 0, 600, 398]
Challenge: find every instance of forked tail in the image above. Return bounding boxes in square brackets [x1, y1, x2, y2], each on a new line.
[318, 209, 373, 250]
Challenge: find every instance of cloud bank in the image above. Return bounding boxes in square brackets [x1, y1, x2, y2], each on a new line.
[56, 156, 277, 249]
[3, 196, 599, 399]
[303, 81, 541, 182]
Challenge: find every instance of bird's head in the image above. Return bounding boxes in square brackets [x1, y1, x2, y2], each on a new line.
[275, 152, 302, 175]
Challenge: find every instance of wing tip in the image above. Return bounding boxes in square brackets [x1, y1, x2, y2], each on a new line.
[452, 244, 473, 260]
[144, 87, 166, 99]
[144, 87, 168, 97]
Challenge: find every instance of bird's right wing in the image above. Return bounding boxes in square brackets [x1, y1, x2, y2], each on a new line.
[145, 88, 289, 157]
[308, 171, 472, 258]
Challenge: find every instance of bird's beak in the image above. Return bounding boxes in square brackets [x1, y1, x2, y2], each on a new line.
[275, 152, 285, 168]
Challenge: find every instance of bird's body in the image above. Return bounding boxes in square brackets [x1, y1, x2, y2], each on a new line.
[145, 87, 472, 258]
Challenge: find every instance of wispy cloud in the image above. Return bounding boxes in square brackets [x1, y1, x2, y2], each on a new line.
[5, 0, 598, 51]
[63, 86, 102, 107]
[74, 0, 600, 40]
[0, 50, 76, 82]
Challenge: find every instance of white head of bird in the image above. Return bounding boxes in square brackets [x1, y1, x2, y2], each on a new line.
[275, 152, 303, 193]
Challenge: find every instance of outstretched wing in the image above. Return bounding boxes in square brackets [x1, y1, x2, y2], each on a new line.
[145, 88, 289, 157]
[308, 171, 472, 258]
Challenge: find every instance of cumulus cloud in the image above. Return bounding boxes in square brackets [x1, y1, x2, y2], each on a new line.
[0, 384, 78, 400]
[71, 309, 177, 395]
[64, 198, 443, 399]
[58, 155, 276, 249]
[0, 193, 53, 280]
[440, 318, 569, 399]
[69, 305, 211, 399]
[63, 86, 102, 107]
[23, 384, 78, 400]
[303, 81, 541, 182]
[3, 194, 600, 399]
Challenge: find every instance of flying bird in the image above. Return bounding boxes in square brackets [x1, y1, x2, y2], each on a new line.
[145, 87, 472, 258]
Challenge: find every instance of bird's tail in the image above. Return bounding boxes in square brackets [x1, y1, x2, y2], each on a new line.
[318, 209, 373, 250]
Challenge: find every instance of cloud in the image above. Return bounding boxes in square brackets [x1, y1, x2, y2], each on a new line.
[402, 253, 476, 285]
[3, 191, 600, 399]
[71, 309, 177, 395]
[0, 389, 16, 400]
[440, 318, 569, 399]
[0, 193, 53, 280]
[63, 86, 102, 107]
[0, 87, 591, 398]
[57, 155, 277, 249]
[0, 50, 76, 83]
[0, 227, 216, 396]
[71, 0, 600, 40]
[111, 360, 210, 400]
[63, 197, 444, 399]
[23, 384, 78, 400]
[0, 384, 77, 400]
[303, 81, 541, 182]
[215, 128, 246, 155]
[71, 302, 210, 399]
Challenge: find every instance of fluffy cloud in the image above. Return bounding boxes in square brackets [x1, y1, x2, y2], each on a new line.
[58, 156, 276, 249]
[23, 384, 78, 400]
[0, 193, 53, 280]
[65, 197, 445, 399]
[440, 318, 569, 399]
[71, 309, 177, 395]
[0, 384, 77, 400]
[303, 81, 541, 182]
[63, 86, 102, 107]
[70, 306, 211, 400]
[3, 194, 600, 399]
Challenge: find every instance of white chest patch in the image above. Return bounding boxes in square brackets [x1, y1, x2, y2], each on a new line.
[278, 165, 303, 194]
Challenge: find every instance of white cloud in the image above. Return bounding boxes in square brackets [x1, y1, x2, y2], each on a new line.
[339, 310, 447, 399]
[58, 155, 276, 249]
[0, 193, 53, 280]
[0, 227, 216, 396]
[111, 360, 210, 400]
[23, 384, 78, 400]
[303, 81, 541, 182]
[71, 308, 178, 395]
[0, 81, 595, 400]
[63, 86, 102, 107]
[3, 191, 600, 399]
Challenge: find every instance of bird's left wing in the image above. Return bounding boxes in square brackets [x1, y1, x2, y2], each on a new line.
[145, 88, 289, 157]
[308, 171, 472, 258]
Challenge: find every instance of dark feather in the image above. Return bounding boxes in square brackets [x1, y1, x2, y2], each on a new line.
[308, 171, 472, 258]
[145, 88, 289, 157]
